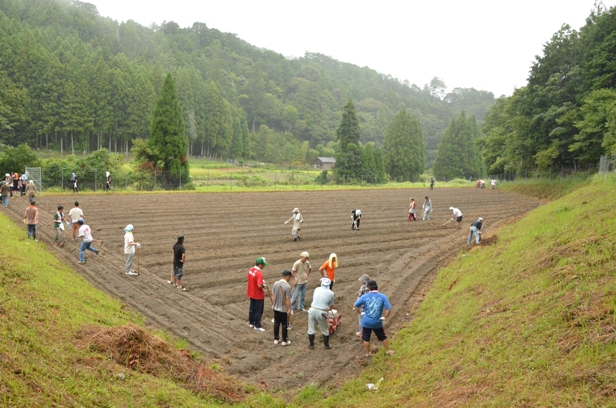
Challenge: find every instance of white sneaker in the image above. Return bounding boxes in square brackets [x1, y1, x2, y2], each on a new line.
[273, 339, 279, 345]
[248, 324, 254, 328]
[254, 327, 265, 332]
[287, 325, 293, 330]
[281, 340, 291, 346]
[271, 318, 275, 323]
[291, 310, 295, 315]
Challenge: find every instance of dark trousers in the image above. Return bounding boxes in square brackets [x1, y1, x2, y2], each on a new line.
[249, 298, 264, 328]
[27, 224, 36, 239]
[273, 310, 288, 341]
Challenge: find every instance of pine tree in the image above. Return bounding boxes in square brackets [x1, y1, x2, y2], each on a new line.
[433, 111, 482, 180]
[334, 99, 362, 182]
[361, 143, 377, 182]
[383, 108, 424, 181]
[148, 73, 188, 188]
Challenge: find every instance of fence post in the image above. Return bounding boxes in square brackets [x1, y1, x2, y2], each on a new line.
[61, 169, 64, 191]
[275, 173, 277, 190]
[180, 170, 182, 189]
[207, 172, 209, 190]
[230, 172, 233, 190]
[94, 169, 97, 192]
[154, 171, 156, 190]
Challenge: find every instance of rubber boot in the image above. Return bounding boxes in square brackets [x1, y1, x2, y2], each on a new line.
[308, 334, 315, 349]
[323, 335, 331, 350]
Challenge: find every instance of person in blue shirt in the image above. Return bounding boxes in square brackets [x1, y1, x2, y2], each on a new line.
[353, 280, 394, 358]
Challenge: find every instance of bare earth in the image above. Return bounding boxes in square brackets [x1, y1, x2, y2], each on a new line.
[4, 188, 539, 391]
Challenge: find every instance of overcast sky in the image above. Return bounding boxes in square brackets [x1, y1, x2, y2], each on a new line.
[87, 0, 615, 97]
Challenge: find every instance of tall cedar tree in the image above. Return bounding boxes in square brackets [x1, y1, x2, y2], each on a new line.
[334, 99, 363, 182]
[148, 73, 188, 188]
[433, 111, 482, 180]
[383, 109, 425, 181]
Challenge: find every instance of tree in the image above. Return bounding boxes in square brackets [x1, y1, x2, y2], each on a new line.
[383, 109, 424, 181]
[148, 73, 188, 188]
[334, 99, 362, 182]
[433, 112, 482, 180]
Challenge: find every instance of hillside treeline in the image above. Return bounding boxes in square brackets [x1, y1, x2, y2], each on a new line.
[0, 0, 494, 167]
[481, 4, 616, 175]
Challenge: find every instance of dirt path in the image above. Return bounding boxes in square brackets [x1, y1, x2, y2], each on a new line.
[3, 188, 539, 390]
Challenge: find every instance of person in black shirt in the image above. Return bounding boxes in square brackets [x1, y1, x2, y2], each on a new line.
[170, 235, 187, 290]
[467, 218, 483, 245]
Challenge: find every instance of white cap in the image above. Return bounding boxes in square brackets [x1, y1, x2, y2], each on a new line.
[300, 251, 309, 258]
[449, 207, 454, 210]
[292, 207, 299, 213]
[478, 217, 483, 221]
[321, 278, 331, 287]
[124, 224, 134, 232]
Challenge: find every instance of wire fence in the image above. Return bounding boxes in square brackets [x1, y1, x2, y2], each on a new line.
[42, 169, 188, 192]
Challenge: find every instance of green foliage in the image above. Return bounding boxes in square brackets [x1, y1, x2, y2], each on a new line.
[0, 143, 40, 174]
[334, 100, 363, 181]
[481, 5, 616, 172]
[434, 111, 482, 179]
[314, 170, 330, 184]
[383, 108, 425, 181]
[148, 73, 189, 188]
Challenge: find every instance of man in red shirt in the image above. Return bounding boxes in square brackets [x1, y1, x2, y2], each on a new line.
[24, 200, 39, 241]
[247, 257, 269, 331]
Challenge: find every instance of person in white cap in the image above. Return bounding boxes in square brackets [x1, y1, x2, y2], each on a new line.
[124, 224, 141, 275]
[291, 251, 311, 313]
[285, 208, 303, 241]
[105, 172, 114, 192]
[468, 217, 483, 245]
[449, 207, 463, 229]
[307, 277, 335, 350]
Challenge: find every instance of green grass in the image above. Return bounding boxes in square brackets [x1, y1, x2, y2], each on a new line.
[302, 175, 616, 407]
[498, 173, 593, 200]
[0, 212, 276, 407]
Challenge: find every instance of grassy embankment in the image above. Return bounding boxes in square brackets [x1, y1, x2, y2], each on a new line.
[0, 214, 281, 407]
[294, 175, 616, 407]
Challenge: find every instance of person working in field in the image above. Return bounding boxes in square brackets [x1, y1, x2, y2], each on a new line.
[449, 206, 463, 229]
[318, 253, 337, 291]
[354, 279, 394, 358]
[422, 196, 433, 221]
[77, 219, 99, 263]
[467, 217, 483, 245]
[351, 209, 362, 230]
[247, 257, 268, 331]
[307, 278, 335, 350]
[124, 224, 140, 276]
[290, 251, 311, 313]
[272, 270, 293, 346]
[68, 201, 84, 241]
[285, 207, 303, 241]
[408, 197, 417, 221]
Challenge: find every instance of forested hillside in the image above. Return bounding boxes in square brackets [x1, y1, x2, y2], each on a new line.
[0, 0, 494, 166]
[481, 3, 616, 175]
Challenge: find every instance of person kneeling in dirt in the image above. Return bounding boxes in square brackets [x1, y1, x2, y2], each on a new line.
[354, 280, 394, 358]
[284, 207, 303, 241]
[308, 278, 335, 350]
[467, 217, 483, 245]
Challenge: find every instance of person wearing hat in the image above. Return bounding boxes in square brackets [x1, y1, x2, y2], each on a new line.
[272, 270, 293, 345]
[290, 251, 311, 313]
[284, 208, 303, 241]
[318, 253, 338, 291]
[77, 219, 99, 263]
[467, 217, 484, 245]
[124, 224, 141, 276]
[354, 279, 394, 357]
[307, 277, 335, 350]
[25, 180, 37, 201]
[68, 201, 84, 241]
[408, 198, 417, 221]
[351, 209, 362, 230]
[247, 257, 268, 331]
[449, 207, 463, 229]
[171, 235, 186, 290]
[356, 274, 370, 336]
[105, 172, 114, 192]
[24, 200, 39, 241]
[422, 196, 433, 221]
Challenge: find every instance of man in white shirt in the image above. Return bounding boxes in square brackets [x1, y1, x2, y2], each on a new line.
[68, 201, 84, 241]
[77, 219, 99, 264]
[449, 207, 463, 229]
[307, 278, 335, 350]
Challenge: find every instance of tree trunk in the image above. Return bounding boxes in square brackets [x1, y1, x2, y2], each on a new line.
[71, 132, 74, 154]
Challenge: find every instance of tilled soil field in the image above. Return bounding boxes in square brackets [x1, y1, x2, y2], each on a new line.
[3, 188, 539, 390]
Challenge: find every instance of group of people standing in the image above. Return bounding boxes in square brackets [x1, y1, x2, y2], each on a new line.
[246, 249, 394, 358]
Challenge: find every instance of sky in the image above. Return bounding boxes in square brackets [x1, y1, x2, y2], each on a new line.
[87, 0, 616, 97]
